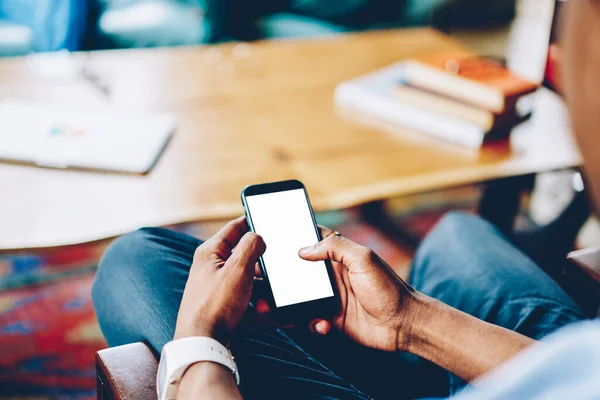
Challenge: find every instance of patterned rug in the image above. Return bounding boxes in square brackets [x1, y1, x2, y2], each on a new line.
[0, 189, 480, 399]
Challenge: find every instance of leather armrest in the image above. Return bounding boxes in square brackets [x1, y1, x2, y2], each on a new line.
[567, 247, 600, 284]
[96, 342, 158, 400]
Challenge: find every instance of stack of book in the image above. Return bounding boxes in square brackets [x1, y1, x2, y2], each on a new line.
[334, 53, 539, 148]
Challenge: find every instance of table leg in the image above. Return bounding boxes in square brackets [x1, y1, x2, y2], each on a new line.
[360, 173, 537, 250]
[478, 174, 536, 237]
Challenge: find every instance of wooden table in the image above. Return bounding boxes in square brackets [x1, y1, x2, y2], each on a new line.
[0, 29, 580, 250]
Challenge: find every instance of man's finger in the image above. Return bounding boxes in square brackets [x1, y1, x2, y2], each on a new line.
[255, 299, 270, 315]
[212, 216, 248, 249]
[224, 232, 266, 282]
[254, 262, 263, 278]
[253, 299, 295, 329]
[318, 225, 333, 238]
[309, 319, 331, 335]
[298, 234, 370, 272]
[198, 217, 248, 261]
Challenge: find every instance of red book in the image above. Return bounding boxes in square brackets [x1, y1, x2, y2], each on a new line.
[403, 53, 539, 113]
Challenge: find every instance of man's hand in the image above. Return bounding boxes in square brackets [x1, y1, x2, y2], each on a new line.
[174, 216, 266, 345]
[297, 228, 423, 352]
[175, 220, 535, 385]
[297, 228, 535, 382]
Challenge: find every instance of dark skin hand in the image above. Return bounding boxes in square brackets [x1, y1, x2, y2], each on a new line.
[174, 216, 266, 345]
[174, 218, 534, 399]
[256, 226, 420, 352]
[175, 217, 263, 400]
[303, 228, 421, 352]
[297, 228, 534, 380]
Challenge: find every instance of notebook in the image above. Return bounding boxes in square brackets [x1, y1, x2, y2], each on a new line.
[0, 100, 176, 174]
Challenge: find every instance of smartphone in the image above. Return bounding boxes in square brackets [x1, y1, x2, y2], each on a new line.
[241, 180, 340, 324]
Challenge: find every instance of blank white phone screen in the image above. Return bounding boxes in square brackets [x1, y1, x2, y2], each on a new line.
[246, 189, 334, 307]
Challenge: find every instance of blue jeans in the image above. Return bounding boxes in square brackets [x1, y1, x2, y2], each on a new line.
[92, 212, 584, 399]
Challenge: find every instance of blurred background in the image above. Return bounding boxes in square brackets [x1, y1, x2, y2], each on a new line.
[1, 0, 597, 399]
[0, 0, 517, 56]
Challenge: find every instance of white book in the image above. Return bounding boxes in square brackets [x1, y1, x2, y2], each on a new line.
[0, 100, 176, 174]
[334, 62, 486, 149]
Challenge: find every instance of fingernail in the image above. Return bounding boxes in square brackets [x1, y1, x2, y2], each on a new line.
[316, 321, 329, 335]
[299, 245, 314, 255]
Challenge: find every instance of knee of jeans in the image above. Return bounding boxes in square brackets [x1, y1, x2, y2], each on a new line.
[416, 211, 479, 259]
[92, 228, 156, 309]
[410, 212, 489, 286]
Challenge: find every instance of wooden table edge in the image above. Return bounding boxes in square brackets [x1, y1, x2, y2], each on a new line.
[2, 159, 579, 252]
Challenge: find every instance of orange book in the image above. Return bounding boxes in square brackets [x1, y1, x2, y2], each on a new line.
[403, 53, 539, 113]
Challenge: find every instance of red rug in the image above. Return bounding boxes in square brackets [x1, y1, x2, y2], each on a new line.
[0, 275, 101, 399]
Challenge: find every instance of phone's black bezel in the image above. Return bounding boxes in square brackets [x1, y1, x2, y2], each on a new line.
[241, 179, 340, 325]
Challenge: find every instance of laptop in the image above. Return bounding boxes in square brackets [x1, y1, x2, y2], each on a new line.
[0, 100, 175, 174]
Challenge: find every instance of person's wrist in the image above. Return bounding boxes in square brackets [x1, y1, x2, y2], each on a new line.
[173, 326, 214, 340]
[178, 361, 237, 399]
[174, 320, 229, 346]
[395, 292, 441, 353]
[183, 361, 234, 382]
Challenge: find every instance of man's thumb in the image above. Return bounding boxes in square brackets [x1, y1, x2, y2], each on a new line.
[225, 232, 266, 281]
[299, 234, 366, 269]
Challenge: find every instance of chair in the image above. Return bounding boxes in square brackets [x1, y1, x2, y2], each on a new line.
[96, 342, 158, 400]
[96, 247, 600, 399]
